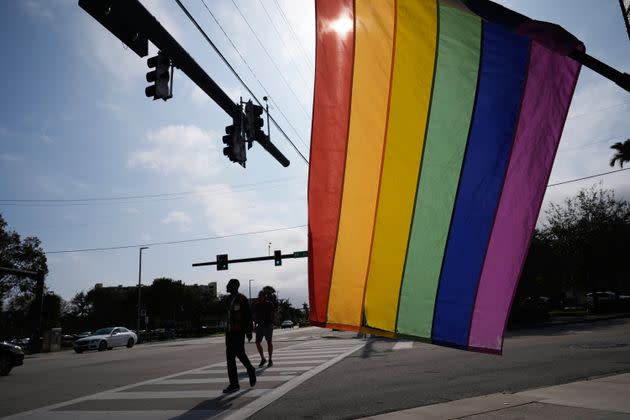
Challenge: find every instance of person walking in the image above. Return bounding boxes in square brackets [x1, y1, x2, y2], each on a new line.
[223, 278, 256, 393]
[253, 290, 275, 367]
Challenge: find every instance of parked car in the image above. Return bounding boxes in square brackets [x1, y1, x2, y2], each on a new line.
[73, 327, 137, 353]
[10, 337, 30, 350]
[281, 320, 294, 329]
[74, 331, 92, 339]
[0, 341, 24, 376]
[587, 291, 621, 312]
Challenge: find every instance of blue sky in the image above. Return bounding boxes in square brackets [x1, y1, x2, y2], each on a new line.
[0, 0, 628, 306]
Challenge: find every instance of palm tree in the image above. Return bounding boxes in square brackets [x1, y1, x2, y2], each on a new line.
[609, 139, 630, 168]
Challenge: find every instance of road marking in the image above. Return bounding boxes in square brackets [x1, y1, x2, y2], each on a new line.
[392, 341, 413, 350]
[195, 366, 315, 374]
[222, 342, 366, 420]
[216, 359, 329, 366]
[89, 389, 270, 400]
[158, 376, 296, 384]
[12, 410, 230, 420]
[6, 334, 365, 420]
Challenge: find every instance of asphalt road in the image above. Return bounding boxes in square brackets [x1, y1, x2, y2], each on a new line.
[258, 318, 630, 419]
[0, 319, 629, 419]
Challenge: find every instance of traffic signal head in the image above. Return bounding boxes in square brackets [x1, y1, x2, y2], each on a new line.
[145, 52, 171, 101]
[217, 254, 228, 271]
[222, 117, 246, 167]
[244, 100, 265, 146]
[274, 250, 282, 266]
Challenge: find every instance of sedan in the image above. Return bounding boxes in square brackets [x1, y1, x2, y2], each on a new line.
[281, 320, 294, 329]
[73, 327, 137, 353]
[0, 341, 24, 376]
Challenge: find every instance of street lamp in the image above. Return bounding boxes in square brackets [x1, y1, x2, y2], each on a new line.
[137, 246, 149, 336]
[249, 279, 254, 302]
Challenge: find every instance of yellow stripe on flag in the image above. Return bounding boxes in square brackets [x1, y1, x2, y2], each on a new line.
[327, 0, 396, 327]
[364, 0, 437, 332]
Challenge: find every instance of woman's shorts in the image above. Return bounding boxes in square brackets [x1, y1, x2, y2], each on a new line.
[255, 324, 273, 342]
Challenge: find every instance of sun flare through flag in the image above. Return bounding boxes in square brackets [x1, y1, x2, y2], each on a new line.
[307, 0, 583, 354]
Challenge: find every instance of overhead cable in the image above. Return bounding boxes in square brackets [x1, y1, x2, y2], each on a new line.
[229, 0, 312, 121]
[173, 0, 309, 165]
[547, 167, 630, 187]
[272, 0, 314, 68]
[199, 0, 311, 154]
[45, 224, 307, 254]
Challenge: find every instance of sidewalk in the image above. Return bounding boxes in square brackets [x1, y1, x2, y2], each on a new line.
[360, 373, 630, 419]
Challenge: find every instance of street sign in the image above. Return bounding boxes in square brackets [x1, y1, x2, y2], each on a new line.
[293, 251, 308, 258]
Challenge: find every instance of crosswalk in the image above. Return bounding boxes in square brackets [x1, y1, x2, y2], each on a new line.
[7, 338, 365, 420]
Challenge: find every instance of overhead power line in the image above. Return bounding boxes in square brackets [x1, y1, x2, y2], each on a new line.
[547, 167, 630, 187]
[229, 0, 312, 121]
[257, 0, 312, 82]
[199, 0, 311, 154]
[0, 177, 303, 206]
[173, 0, 309, 165]
[272, 0, 314, 68]
[45, 224, 307, 254]
[567, 101, 630, 120]
[557, 134, 627, 153]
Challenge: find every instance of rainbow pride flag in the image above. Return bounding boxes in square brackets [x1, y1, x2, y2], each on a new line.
[307, 0, 583, 354]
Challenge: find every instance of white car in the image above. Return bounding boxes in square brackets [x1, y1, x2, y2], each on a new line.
[73, 327, 137, 353]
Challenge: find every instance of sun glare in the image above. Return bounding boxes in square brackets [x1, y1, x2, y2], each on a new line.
[329, 15, 353, 36]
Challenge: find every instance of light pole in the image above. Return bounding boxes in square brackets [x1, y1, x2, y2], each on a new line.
[249, 279, 254, 302]
[137, 246, 149, 335]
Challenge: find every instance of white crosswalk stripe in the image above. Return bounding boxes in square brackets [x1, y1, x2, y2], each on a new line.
[392, 340, 414, 350]
[6, 335, 366, 420]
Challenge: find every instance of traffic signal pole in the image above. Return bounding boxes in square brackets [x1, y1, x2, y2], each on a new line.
[192, 251, 307, 270]
[78, 0, 290, 166]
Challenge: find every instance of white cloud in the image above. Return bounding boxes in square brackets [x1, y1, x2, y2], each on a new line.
[194, 182, 305, 237]
[0, 153, 21, 162]
[41, 134, 54, 144]
[161, 210, 193, 229]
[128, 125, 221, 178]
[22, 0, 54, 21]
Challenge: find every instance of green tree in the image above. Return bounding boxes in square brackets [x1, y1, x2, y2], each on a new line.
[0, 214, 48, 302]
[609, 139, 630, 168]
[538, 185, 630, 308]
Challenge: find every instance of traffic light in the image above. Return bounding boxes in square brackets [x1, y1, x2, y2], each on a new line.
[222, 117, 247, 167]
[274, 250, 282, 266]
[244, 100, 265, 148]
[217, 254, 228, 271]
[145, 52, 172, 101]
[222, 120, 237, 162]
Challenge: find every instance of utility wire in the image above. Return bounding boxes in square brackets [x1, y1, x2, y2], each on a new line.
[567, 101, 630, 120]
[173, 0, 309, 165]
[199, 0, 311, 154]
[547, 167, 630, 187]
[257, 0, 312, 83]
[0, 177, 303, 205]
[272, 0, 314, 69]
[228, 0, 312, 120]
[557, 134, 627, 153]
[45, 224, 307, 254]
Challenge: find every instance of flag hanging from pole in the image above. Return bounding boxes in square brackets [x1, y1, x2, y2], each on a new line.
[307, 0, 583, 354]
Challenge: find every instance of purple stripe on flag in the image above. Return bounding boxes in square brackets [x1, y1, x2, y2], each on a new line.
[467, 42, 582, 353]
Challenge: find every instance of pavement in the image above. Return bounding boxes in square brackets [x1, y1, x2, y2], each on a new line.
[357, 313, 630, 419]
[359, 372, 630, 419]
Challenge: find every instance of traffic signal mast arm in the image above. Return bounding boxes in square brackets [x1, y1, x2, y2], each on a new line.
[78, 0, 291, 165]
[192, 250, 307, 270]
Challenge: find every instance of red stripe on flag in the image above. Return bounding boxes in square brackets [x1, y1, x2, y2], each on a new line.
[308, 0, 355, 324]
